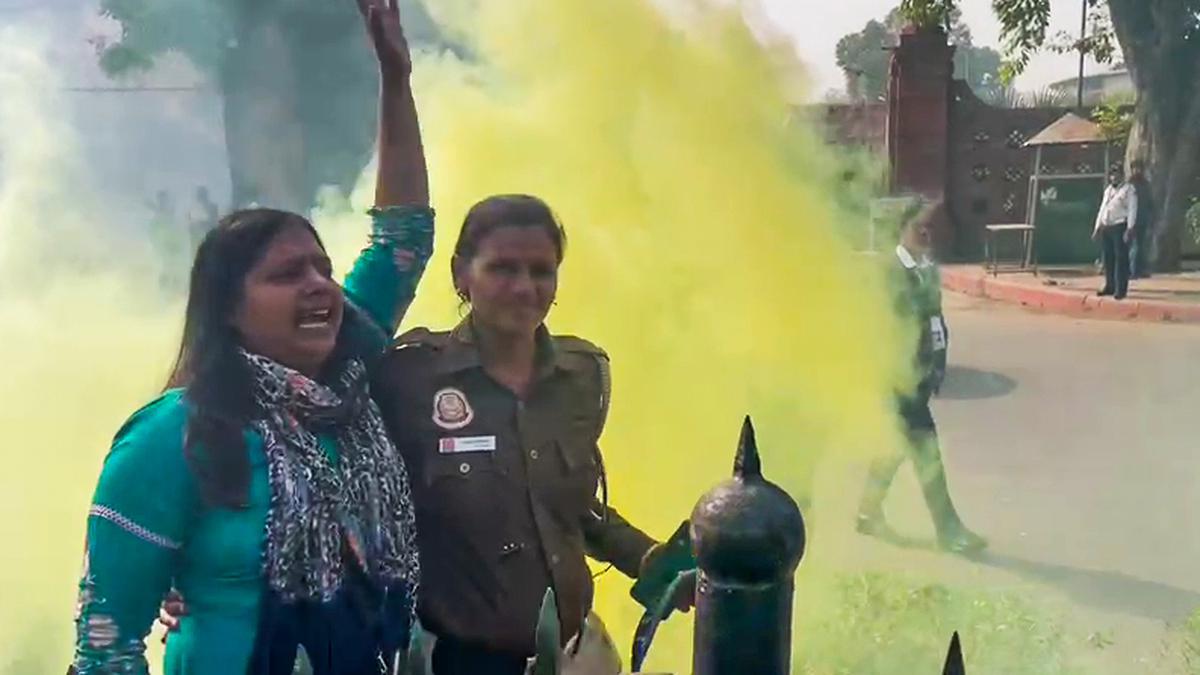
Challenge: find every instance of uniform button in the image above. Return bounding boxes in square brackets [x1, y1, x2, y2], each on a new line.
[550, 553, 560, 565]
[459, 462, 470, 474]
[529, 449, 540, 460]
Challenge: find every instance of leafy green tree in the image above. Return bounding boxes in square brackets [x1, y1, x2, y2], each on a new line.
[836, 5, 1003, 102]
[835, 19, 892, 101]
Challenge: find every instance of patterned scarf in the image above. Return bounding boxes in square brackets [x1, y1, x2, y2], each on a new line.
[242, 350, 419, 610]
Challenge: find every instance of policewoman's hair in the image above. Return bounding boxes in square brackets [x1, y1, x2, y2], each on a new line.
[450, 194, 568, 302]
[910, 197, 942, 227]
[164, 208, 370, 508]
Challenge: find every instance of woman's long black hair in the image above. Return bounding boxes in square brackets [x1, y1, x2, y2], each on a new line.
[166, 208, 366, 508]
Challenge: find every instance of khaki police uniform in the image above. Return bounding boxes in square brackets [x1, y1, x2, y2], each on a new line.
[371, 317, 656, 666]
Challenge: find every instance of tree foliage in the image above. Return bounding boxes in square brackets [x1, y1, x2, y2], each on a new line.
[835, 18, 892, 101]
[836, 5, 1002, 102]
[989, 0, 1200, 83]
[1045, 2, 1121, 67]
[96, 0, 447, 78]
[1092, 101, 1134, 144]
[899, 0, 958, 31]
[990, 0, 1054, 83]
[98, 0, 242, 77]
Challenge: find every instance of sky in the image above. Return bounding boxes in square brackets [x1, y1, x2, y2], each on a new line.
[757, 0, 1113, 99]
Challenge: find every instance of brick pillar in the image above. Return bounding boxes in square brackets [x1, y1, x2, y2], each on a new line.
[887, 25, 956, 255]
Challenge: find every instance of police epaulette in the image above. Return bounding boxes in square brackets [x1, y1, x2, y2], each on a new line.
[553, 335, 609, 359]
[391, 327, 449, 352]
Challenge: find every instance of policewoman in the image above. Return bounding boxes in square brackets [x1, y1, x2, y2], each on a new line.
[856, 199, 987, 554]
[372, 194, 685, 674]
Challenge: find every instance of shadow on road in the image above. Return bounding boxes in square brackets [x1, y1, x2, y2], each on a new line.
[971, 552, 1200, 624]
[858, 531, 1200, 623]
[938, 366, 1017, 401]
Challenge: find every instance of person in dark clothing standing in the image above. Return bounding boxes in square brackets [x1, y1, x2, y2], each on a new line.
[856, 200, 987, 555]
[1128, 160, 1155, 280]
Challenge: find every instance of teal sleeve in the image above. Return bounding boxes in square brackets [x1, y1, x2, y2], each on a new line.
[73, 393, 196, 674]
[343, 206, 435, 341]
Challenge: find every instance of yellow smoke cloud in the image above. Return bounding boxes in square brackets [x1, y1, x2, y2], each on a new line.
[0, 25, 181, 673]
[383, 0, 908, 670]
[0, 1, 917, 672]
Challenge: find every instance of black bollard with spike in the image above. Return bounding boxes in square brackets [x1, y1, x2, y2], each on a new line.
[689, 417, 807, 675]
[942, 631, 965, 675]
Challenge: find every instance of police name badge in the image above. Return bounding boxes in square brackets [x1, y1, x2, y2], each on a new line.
[438, 436, 497, 454]
[930, 316, 948, 351]
[432, 387, 474, 430]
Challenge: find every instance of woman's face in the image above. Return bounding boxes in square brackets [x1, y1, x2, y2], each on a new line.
[231, 224, 344, 376]
[457, 225, 559, 338]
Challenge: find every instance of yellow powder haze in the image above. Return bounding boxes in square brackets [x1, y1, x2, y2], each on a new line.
[0, 1, 911, 672]
[329, 0, 910, 670]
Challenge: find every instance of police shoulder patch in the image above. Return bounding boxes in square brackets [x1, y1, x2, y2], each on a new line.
[553, 335, 608, 360]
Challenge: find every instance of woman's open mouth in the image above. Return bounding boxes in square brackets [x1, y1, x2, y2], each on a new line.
[297, 308, 334, 330]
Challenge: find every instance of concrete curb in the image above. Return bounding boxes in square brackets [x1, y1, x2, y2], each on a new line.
[941, 267, 1200, 324]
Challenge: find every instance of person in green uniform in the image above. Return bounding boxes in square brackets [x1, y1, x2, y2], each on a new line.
[70, 3, 433, 673]
[371, 194, 691, 674]
[855, 199, 987, 555]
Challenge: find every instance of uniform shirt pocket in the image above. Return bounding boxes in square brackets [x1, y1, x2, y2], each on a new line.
[422, 452, 499, 488]
[540, 440, 600, 523]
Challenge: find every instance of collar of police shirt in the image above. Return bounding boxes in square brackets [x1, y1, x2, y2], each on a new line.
[432, 316, 596, 382]
[895, 244, 933, 270]
[1101, 183, 1133, 214]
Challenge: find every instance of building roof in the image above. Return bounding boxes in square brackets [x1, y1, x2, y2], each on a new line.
[1048, 68, 1131, 92]
[1024, 112, 1108, 147]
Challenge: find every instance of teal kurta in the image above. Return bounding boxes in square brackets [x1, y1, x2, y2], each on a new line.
[73, 207, 434, 674]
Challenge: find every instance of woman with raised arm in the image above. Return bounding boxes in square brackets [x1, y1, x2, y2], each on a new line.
[70, 2, 432, 673]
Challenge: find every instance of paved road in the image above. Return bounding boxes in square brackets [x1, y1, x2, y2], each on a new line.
[847, 292, 1200, 672]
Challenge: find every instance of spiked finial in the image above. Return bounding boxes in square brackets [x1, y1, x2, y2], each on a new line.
[734, 415, 762, 480]
[942, 632, 965, 675]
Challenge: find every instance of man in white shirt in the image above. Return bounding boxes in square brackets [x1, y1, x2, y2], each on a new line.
[1093, 167, 1138, 300]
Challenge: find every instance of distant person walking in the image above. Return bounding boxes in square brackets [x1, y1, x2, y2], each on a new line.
[146, 189, 187, 290]
[856, 199, 987, 555]
[186, 186, 220, 254]
[1093, 167, 1138, 300]
[1128, 160, 1154, 280]
[146, 189, 179, 249]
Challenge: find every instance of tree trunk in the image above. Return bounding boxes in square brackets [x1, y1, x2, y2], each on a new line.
[221, 6, 307, 212]
[1156, 76, 1200, 267]
[213, 0, 453, 214]
[1109, 0, 1200, 272]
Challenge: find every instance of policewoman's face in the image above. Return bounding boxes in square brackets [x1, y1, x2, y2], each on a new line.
[903, 221, 931, 254]
[232, 224, 344, 377]
[460, 225, 559, 337]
